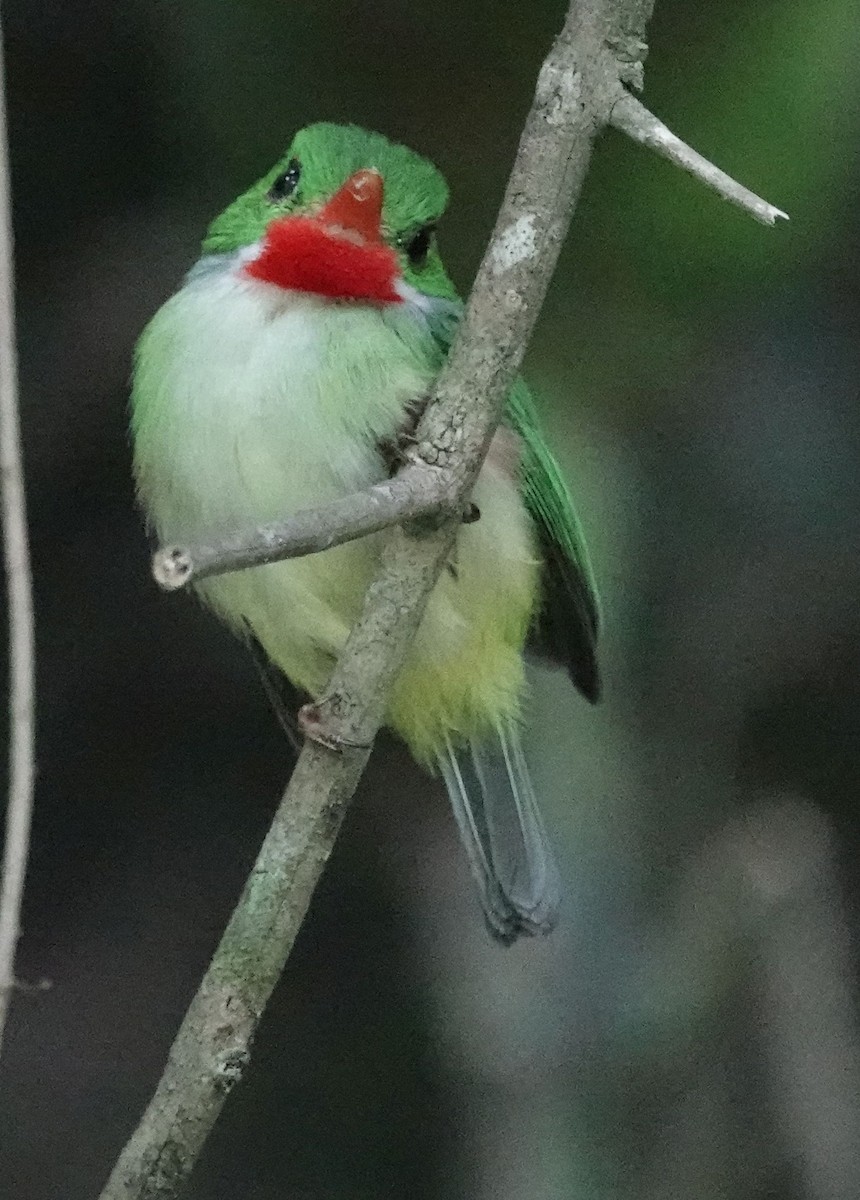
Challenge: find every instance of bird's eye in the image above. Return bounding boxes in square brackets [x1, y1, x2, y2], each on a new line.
[403, 225, 434, 268]
[267, 158, 301, 203]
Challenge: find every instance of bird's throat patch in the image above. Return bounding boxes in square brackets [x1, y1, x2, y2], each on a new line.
[245, 217, 402, 304]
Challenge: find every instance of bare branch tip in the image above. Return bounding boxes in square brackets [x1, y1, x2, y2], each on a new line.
[610, 92, 787, 229]
[152, 546, 194, 591]
[766, 206, 790, 226]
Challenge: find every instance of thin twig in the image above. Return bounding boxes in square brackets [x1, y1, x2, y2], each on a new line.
[152, 462, 458, 590]
[0, 18, 37, 1053]
[610, 91, 788, 225]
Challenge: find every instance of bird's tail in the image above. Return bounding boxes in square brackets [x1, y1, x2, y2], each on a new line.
[438, 719, 561, 944]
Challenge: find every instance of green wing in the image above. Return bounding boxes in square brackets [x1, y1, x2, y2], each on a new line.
[505, 379, 602, 703]
[425, 302, 601, 701]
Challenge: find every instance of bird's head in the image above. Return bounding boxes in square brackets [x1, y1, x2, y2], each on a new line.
[202, 123, 459, 307]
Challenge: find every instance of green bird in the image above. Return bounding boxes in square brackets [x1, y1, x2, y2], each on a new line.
[131, 123, 600, 943]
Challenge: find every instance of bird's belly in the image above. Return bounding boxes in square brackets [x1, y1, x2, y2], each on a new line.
[195, 456, 540, 762]
[133, 271, 539, 757]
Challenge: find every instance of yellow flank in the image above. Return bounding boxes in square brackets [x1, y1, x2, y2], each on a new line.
[387, 464, 540, 763]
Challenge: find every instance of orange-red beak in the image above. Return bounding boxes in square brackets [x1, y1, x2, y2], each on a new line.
[316, 169, 385, 243]
[245, 167, 401, 303]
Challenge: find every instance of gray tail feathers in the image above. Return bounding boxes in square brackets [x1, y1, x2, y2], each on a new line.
[438, 720, 561, 944]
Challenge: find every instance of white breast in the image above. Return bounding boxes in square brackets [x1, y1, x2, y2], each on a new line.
[132, 259, 537, 711]
[134, 262, 435, 546]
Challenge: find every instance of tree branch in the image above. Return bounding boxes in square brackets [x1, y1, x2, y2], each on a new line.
[610, 91, 789, 225]
[100, 1, 786, 1194]
[152, 462, 458, 590]
[0, 17, 37, 1054]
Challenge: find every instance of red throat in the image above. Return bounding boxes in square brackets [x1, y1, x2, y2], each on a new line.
[245, 169, 403, 304]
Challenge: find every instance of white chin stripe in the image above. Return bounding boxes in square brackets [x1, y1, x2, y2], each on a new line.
[185, 248, 260, 284]
[237, 240, 265, 266]
[190, 249, 433, 310]
[394, 278, 435, 310]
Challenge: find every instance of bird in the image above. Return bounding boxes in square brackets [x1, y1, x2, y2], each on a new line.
[131, 123, 600, 943]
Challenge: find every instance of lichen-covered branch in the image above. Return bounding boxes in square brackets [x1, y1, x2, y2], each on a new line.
[0, 17, 37, 1055]
[99, 0, 787, 1194]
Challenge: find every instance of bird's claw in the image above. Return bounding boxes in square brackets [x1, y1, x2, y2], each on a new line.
[298, 699, 370, 751]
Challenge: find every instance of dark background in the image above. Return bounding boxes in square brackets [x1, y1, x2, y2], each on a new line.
[2, 1, 860, 1197]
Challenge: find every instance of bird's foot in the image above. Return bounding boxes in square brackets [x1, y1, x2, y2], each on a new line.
[298, 698, 370, 752]
[378, 393, 429, 475]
